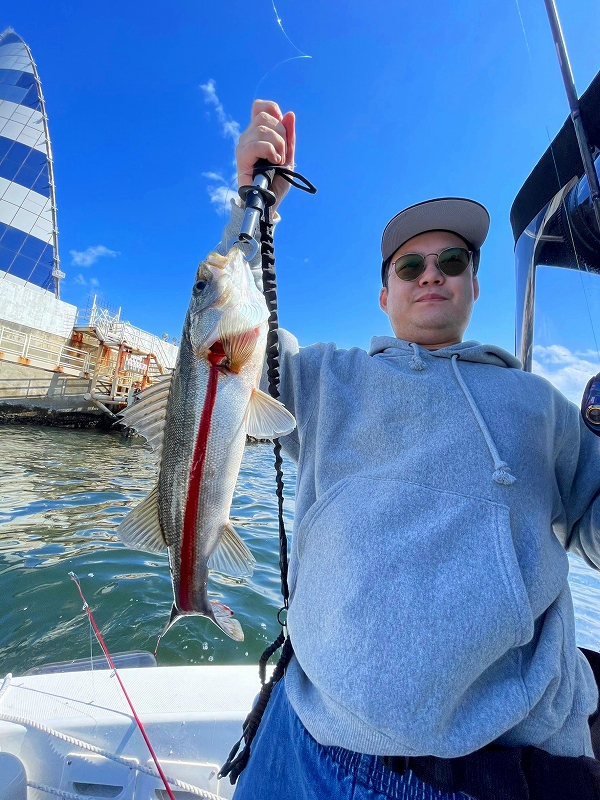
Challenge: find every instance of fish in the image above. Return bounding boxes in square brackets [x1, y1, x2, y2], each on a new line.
[115, 247, 296, 642]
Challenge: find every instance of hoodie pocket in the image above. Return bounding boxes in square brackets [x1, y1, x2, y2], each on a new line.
[288, 477, 533, 748]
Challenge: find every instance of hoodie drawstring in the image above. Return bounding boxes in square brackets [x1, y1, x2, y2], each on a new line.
[409, 342, 426, 371]
[450, 355, 516, 486]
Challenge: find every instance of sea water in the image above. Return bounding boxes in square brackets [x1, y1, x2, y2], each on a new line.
[0, 425, 600, 676]
[0, 426, 295, 673]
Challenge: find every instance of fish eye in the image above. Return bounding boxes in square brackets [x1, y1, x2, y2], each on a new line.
[194, 279, 207, 293]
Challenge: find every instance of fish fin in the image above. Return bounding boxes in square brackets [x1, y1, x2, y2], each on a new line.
[221, 328, 259, 372]
[116, 486, 167, 553]
[155, 604, 182, 655]
[118, 374, 172, 455]
[207, 522, 256, 577]
[211, 600, 244, 642]
[245, 388, 296, 439]
[218, 309, 261, 372]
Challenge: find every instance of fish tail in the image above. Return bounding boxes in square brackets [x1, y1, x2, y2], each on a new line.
[154, 604, 182, 656]
[154, 602, 244, 655]
[210, 600, 244, 642]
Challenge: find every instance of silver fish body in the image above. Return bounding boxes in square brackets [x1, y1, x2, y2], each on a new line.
[117, 248, 295, 642]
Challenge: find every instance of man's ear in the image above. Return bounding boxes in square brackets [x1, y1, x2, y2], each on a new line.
[473, 275, 480, 301]
[379, 287, 388, 314]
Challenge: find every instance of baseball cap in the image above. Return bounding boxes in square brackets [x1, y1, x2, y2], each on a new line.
[381, 197, 490, 282]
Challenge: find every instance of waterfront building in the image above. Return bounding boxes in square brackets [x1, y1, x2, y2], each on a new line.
[0, 29, 177, 426]
[0, 28, 60, 296]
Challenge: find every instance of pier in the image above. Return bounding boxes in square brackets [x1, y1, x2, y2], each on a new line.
[0, 282, 177, 427]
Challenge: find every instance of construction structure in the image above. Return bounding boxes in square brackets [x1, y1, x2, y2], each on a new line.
[0, 30, 177, 426]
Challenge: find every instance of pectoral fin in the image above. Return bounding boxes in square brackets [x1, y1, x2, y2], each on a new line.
[116, 485, 167, 553]
[218, 309, 260, 372]
[207, 522, 255, 577]
[245, 388, 296, 439]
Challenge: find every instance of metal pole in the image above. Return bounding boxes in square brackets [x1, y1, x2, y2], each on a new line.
[239, 174, 270, 243]
[543, 0, 600, 232]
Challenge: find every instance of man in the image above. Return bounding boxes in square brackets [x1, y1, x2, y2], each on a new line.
[218, 101, 600, 799]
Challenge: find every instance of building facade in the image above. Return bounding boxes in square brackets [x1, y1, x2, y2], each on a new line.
[0, 29, 61, 297]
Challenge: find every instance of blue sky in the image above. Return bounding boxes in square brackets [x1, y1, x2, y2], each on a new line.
[4, 0, 600, 398]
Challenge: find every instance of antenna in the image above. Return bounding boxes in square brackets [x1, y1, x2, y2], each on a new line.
[543, 0, 600, 231]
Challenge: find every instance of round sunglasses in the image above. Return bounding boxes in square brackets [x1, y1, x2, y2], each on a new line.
[392, 247, 473, 282]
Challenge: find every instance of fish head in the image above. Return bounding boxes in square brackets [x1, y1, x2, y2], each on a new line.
[187, 247, 269, 370]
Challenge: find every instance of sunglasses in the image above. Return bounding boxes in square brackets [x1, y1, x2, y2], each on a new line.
[391, 247, 473, 282]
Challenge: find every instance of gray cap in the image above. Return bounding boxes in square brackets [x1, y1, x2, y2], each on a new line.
[381, 197, 490, 263]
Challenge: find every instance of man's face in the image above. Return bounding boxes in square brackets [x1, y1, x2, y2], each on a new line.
[379, 230, 479, 349]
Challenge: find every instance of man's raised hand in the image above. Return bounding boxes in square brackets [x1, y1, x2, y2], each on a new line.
[236, 100, 296, 211]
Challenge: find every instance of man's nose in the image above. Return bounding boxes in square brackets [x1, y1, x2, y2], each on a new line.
[418, 256, 445, 285]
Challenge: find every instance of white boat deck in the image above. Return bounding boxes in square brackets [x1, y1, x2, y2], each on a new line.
[0, 664, 266, 799]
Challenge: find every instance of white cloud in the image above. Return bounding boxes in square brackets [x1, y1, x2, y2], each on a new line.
[532, 344, 600, 404]
[202, 171, 225, 182]
[199, 79, 241, 143]
[199, 79, 240, 215]
[90, 277, 100, 287]
[74, 273, 87, 285]
[70, 245, 119, 267]
[203, 176, 238, 214]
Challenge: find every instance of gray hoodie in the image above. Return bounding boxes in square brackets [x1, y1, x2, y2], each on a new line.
[219, 202, 600, 760]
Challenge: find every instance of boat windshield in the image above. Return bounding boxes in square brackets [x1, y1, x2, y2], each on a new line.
[515, 173, 600, 403]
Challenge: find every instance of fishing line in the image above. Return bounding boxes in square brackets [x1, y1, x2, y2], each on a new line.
[68, 572, 177, 800]
[514, 0, 600, 363]
[271, 0, 309, 57]
[252, 0, 312, 101]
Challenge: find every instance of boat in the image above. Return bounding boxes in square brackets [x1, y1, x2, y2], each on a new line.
[0, 654, 266, 799]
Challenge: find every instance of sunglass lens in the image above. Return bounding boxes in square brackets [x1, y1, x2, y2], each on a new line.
[394, 254, 425, 281]
[438, 247, 471, 276]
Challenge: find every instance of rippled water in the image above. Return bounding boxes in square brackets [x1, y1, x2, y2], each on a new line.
[0, 426, 295, 674]
[1, 425, 600, 677]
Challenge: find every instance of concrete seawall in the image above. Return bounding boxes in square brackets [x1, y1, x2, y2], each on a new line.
[0, 361, 111, 428]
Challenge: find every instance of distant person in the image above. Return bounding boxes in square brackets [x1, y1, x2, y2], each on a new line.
[218, 101, 600, 800]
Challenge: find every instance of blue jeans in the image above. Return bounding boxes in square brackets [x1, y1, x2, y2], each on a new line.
[232, 678, 472, 799]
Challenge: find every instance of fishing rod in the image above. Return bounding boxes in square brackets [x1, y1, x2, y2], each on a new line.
[68, 574, 178, 800]
[542, 0, 600, 436]
[219, 159, 316, 784]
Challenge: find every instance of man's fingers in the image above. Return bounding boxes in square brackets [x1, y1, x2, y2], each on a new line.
[251, 99, 283, 122]
[237, 141, 282, 186]
[252, 110, 283, 130]
[281, 111, 296, 168]
[236, 100, 295, 208]
[251, 125, 287, 159]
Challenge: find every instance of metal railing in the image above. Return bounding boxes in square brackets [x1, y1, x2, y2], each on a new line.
[76, 297, 178, 371]
[0, 376, 91, 399]
[0, 325, 91, 376]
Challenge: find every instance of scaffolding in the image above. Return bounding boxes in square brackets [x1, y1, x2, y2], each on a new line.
[73, 296, 178, 407]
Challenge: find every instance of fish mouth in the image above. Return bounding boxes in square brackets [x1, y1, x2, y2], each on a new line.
[194, 322, 222, 358]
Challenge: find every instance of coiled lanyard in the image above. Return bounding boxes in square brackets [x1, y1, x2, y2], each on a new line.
[219, 160, 316, 784]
